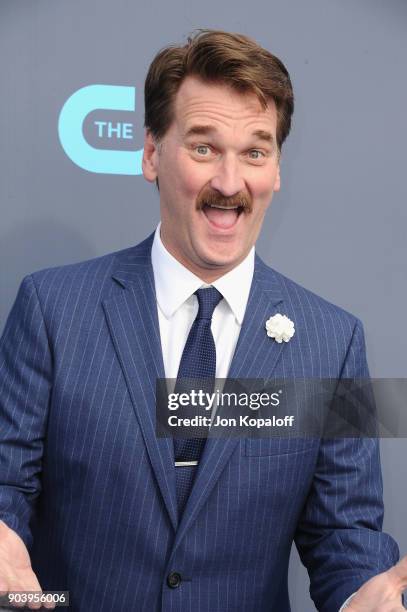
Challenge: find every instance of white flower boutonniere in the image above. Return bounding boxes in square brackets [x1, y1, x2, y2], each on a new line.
[265, 314, 295, 343]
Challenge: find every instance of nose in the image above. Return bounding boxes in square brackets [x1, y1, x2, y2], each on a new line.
[209, 154, 246, 197]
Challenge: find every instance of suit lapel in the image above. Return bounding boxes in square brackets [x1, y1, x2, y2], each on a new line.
[102, 235, 178, 531]
[174, 256, 286, 546]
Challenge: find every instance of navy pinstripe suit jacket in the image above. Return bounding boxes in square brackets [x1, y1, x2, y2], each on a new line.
[0, 233, 399, 611]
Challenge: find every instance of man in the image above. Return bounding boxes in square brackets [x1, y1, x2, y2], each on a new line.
[0, 29, 405, 612]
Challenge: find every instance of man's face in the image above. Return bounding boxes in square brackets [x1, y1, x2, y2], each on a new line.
[142, 76, 281, 281]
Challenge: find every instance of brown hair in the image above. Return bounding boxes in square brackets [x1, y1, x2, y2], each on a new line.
[144, 29, 294, 153]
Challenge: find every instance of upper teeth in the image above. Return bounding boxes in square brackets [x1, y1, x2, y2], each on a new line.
[207, 204, 239, 210]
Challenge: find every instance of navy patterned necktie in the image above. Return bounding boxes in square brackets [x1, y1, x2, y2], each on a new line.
[174, 287, 223, 516]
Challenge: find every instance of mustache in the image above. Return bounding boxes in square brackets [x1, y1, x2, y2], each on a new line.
[196, 189, 252, 212]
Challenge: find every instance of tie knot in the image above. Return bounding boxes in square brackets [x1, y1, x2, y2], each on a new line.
[195, 287, 223, 320]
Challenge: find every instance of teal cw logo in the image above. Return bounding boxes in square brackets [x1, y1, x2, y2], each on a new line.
[58, 85, 143, 175]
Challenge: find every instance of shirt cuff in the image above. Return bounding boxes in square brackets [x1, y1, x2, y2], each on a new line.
[339, 592, 356, 611]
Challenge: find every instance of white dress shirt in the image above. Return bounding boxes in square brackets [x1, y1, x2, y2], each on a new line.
[151, 224, 254, 380]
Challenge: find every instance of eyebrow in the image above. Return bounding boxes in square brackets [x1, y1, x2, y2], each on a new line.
[251, 129, 275, 144]
[184, 125, 216, 137]
[184, 125, 275, 144]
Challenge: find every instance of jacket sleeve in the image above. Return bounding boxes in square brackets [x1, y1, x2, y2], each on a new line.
[0, 275, 52, 549]
[294, 319, 400, 612]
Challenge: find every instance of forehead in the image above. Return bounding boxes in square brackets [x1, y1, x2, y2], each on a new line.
[172, 76, 277, 134]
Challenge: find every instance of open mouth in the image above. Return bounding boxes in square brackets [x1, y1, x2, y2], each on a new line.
[202, 203, 245, 230]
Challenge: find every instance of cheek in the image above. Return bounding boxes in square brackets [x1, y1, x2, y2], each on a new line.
[170, 155, 208, 199]
[250, 172, 279, 208]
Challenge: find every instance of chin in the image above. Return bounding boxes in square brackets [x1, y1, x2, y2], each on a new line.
[200, 249, 243, 270]
[193, 236, 248, 270]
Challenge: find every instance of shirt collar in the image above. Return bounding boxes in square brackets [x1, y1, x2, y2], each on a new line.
[151, 223, 254, 325]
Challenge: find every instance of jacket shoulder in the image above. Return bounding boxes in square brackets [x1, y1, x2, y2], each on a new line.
[28, 235, 153, 295]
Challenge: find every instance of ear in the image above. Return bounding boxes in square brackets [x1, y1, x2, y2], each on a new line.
[142, 130, 160, 182]
[273, 164, 281, 192]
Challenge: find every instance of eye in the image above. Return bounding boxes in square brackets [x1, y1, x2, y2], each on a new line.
[248, 149, 265, 160]
[195, 145, 211, 156]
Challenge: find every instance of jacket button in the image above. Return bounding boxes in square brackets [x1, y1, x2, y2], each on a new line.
[167, 571, 182, 588]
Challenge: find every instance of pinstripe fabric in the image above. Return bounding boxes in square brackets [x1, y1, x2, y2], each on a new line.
[0, 233, 399, 612]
